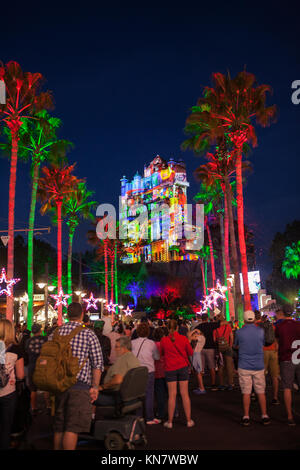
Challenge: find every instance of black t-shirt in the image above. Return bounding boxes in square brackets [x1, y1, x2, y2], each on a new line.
[196, 321, 220, 349]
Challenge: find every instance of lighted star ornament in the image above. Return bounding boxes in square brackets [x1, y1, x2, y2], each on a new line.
[0, 268, 20, 297]
[123, 306, 133, 316]
[200, 280, 227, 314]
[83, 293, 100, 311]
[106, 301, 117, 314]
[50, 289, 70, 309]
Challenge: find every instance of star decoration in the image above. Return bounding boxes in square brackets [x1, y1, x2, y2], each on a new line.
[0, 268, 20, 297]
[50, 289, 70, 309]
[106, 301, 117, 314]
[123, 306, 133, 316]
[83, 293, 100, 311]
[200, 280, 227, 314]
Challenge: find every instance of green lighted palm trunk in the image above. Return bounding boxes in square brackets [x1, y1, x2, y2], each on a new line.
[219, 213, 230, 321]
[57, 199, 63, 325]
[67, 227, 76, 304]
[27, 161, 41, 330]
[114, 241, 118, 315]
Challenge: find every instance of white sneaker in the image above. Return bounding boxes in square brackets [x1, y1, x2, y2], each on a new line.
[163, 421, 173, 429]
[187, 420, 195, 428]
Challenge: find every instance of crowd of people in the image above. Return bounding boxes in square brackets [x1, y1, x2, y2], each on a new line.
[0, 303, 300, 450]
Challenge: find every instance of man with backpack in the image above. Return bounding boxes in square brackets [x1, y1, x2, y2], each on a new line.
[255, 313, 280, 406]
[34, 302, 104, 450]
[25, 323, 48, 415]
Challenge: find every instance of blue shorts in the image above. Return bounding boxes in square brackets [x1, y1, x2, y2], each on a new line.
[165, 366, 189, 382]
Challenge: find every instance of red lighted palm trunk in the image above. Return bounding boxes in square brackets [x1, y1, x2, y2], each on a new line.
[205, 219, 215, 287]
[235, 152, 251, 311]
[6, 134, 19, 320]
[104, 240, 109, 304]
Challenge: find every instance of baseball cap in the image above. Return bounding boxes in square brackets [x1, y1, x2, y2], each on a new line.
[31, 323, 42, 334]
[244, 310, 255, 323]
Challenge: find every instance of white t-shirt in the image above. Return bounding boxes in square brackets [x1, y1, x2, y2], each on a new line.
[131, 337, 160, 373]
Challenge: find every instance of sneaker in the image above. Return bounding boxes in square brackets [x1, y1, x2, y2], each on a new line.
[163, 421, 173, 429]
[261, 417, 271, 426]
[193, 388, 206, 395]
[241, 417, 250, 426]
[226, 385, 234, 391]
[211, 386, 218, 391]
[153, 418, 162, 424]
[271, 399, 280, 406]
[287, 418, 296, 426]
[146, 419, 161, 425]
[218, 386, 226, 391]
[187, 420, 195, 428]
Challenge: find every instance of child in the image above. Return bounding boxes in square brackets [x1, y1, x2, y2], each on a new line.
[189, 329, 206, 395]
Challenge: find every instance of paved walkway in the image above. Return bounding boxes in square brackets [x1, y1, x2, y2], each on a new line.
[20, 375, 300, 451]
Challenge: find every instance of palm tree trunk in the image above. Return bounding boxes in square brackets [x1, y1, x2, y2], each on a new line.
[7, 136, 19, 321]
[67, 227, 75, 304]
[104, 241, 108, 304]
[27, 161, 40, 330]
[219, 213, 230, 321]
[236, 152, 251, 312]
[205, 219, 215, 287]
[110, 256, 114, 304]
[200, 260, 206, 296]
[57, 200, 63, 325]
[114, 241, 118, 315]
[225, 177, 244, 322]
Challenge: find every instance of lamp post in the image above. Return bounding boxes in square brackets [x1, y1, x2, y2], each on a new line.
[37, 263, 55, 326]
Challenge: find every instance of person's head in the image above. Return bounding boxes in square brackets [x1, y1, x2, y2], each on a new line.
[31, 323, 42, 335]
[153, 327, 165, 342]
[52, 318, 58, 326]
[136, 322, 149, 338]
[201, 314, 208, 323]
[115, 336, 131, 357]
[94, 320, 104, 334]
[117, 323, 125, 335]
[158, 319, 163, 327]
[83, 314, 90, 324]
[67, 302, 83, 322]
[217, 314, 225, 323]
[22, 323, 27, 331]
[244, 310, 255, 324]
[190, 329, 202, 341]
[254, 310, 261, 321]
[0, 319, 16, 347]
[276, 307, 292, 320]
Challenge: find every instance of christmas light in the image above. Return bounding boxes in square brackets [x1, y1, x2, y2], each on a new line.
[106, 301, 117, 314]
[199, 280, 227, 314]
[50, 289, 70, 309]
[0, 268, 20, 297]
[123, 306, 133, 316]
[83, 293, 100, 311]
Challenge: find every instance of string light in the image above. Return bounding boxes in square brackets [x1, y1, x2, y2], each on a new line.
[106, 301, 117, 313]
[199, 280, 228, 314]
[0, 268, 20, 297]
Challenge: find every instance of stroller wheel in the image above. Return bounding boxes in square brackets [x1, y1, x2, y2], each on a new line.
[104, 432, 125, 451]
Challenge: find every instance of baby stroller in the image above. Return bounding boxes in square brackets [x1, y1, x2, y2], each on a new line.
[79, 366, 148, 450]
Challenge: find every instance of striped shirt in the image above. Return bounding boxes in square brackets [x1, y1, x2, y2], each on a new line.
[48, 321, 104, 386]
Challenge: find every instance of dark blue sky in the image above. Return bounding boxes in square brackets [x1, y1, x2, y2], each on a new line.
[0, 2, 299, 283]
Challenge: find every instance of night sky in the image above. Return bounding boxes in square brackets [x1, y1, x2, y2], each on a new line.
[0, 2, 299, 283]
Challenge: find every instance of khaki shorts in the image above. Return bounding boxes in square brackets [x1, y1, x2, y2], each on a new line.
[264, 350, 279, 378]
[53, 388, 93, 433]
[238, 368, 266, 395]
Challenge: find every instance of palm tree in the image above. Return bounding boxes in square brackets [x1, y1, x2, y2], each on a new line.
[282, 241, 300, 279]
[63, 182, 97, 302]
[0, 61, 53, 319]
[194, 245, 210, 298]
[183, 71, 276, 311]
[37, 163, 82, 325]
[195, 144, 252, 321]
[0, 111, 72, 328]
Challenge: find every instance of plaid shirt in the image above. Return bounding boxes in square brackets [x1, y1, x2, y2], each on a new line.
[48, 322, 103, 386]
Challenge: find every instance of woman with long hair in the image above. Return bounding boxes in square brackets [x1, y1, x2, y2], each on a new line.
[0, 319, 24, 449]
[160, 319, 194, 428]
